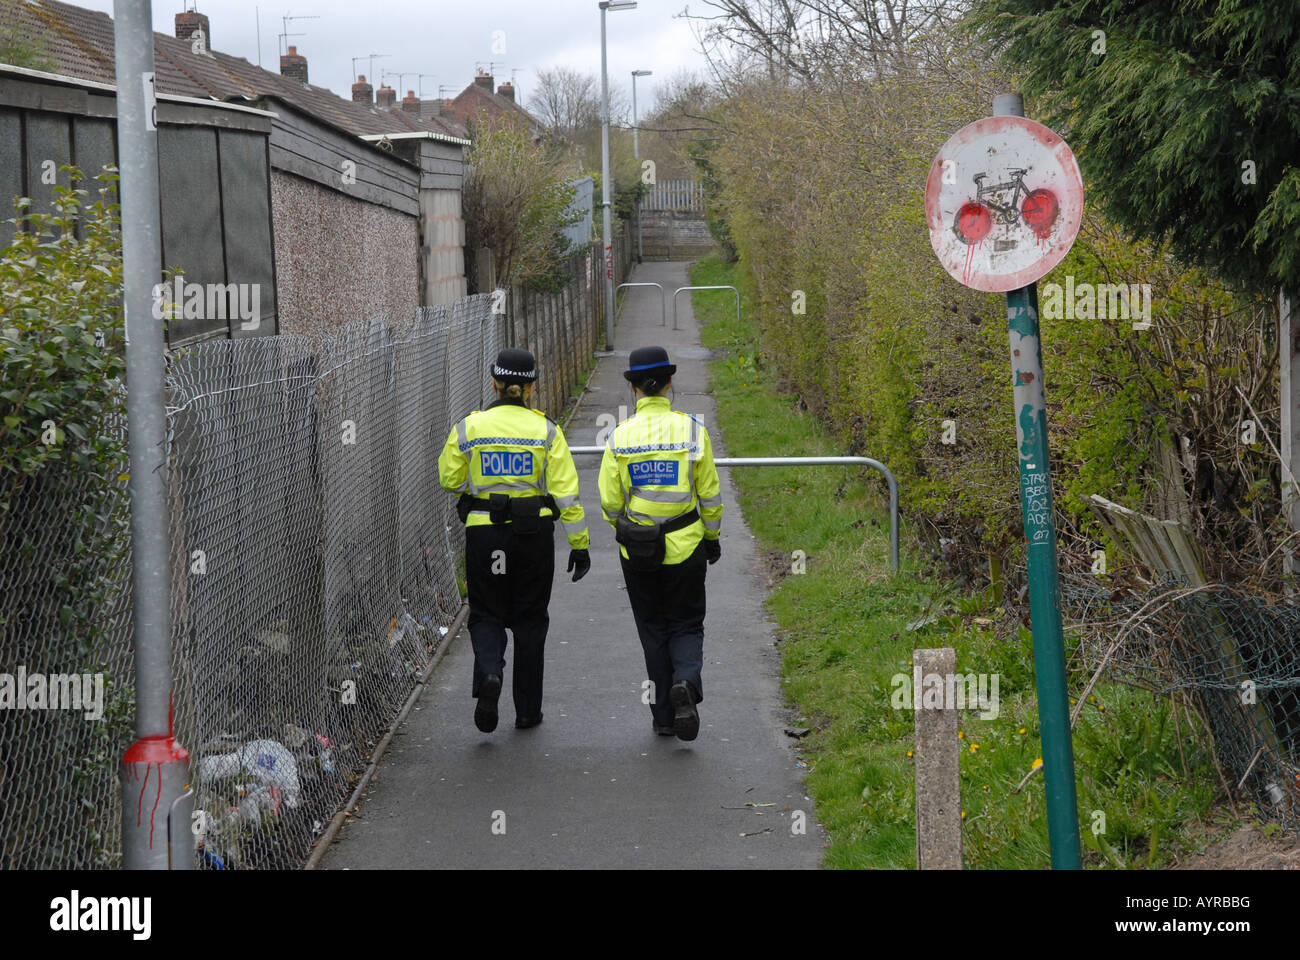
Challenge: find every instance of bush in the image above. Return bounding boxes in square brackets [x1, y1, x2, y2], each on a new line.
[0, 165, 134, 868]
[462, 114, 578, 289]
[1, 166, 125, 500]
[702, 42, 1282, 586]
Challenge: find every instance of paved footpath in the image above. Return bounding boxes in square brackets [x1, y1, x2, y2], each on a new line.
[321, 261, 824, 869]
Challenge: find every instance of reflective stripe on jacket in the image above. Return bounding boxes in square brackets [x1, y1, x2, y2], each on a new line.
[597, 395, 722, 565]
[438, 399, 589, 550]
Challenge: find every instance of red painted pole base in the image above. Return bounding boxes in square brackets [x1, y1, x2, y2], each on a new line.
[121, 736, 192, 870]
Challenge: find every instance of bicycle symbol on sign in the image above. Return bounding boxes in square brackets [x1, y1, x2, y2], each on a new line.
[953, 168, 1059, 246]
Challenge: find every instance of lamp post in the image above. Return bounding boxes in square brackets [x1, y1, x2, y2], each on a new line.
[632, 69, 651, 264]
[599, 0, 636, 350]
[113, 0, 191, 869]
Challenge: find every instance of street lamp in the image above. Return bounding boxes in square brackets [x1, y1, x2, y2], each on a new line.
[632, 69, 652, 263]
[599, 0, 636, 350]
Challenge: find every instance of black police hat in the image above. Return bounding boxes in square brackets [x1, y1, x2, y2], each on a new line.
[623, 345, 676, 382]
[490, 347, 538, 384]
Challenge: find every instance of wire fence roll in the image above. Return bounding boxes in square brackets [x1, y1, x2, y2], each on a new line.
[1061, 572, 1300, 834]
[1, 239, 622, 870]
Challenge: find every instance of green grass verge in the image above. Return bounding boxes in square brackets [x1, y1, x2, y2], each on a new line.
[689, 251, 1226, 869]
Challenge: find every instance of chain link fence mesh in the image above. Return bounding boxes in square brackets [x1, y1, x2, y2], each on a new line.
[0, 402, 134, 869]
[2, 240, 617, 869]
[1061, 569, 1300, 834]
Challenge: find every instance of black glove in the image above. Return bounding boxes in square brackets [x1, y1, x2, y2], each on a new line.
[567, 548, 591, 582]
[703, 538, 721, 564]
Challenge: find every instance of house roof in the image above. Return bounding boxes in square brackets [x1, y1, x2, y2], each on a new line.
[445, 77, 542, 139]
[8, 0, 468, 140]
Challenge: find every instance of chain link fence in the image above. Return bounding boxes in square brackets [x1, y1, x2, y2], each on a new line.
[0, 402, 134, 869]
[2, 241, 617, 869]
[1062, 569, 1300, 834]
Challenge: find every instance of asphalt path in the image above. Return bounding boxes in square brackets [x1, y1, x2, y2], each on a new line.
[320, 261, 824, 869]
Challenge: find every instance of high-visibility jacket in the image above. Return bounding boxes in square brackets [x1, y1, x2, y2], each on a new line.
[439, 399, 589, 550]
[598, 395, 722, 565]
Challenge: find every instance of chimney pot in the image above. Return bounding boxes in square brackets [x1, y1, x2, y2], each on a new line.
[376, 84, 396, 108]
[402, 90, 421, 113]
[474, 71, 493, 91]
[497, 82, 515, 102]
[352, 74, 374, 104]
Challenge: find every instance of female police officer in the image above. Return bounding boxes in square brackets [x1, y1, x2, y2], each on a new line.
[598, 346, 723, 741]
[439, 347, 590, 733]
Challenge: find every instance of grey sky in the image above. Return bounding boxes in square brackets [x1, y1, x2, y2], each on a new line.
[72, 0, 709, 113]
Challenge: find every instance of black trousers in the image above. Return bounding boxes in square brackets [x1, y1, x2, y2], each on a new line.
[465, 520, 555, 720]
[620, 540, 707, 727]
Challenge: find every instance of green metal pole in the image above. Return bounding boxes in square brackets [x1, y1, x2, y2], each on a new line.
[996, 92, 1082, 869]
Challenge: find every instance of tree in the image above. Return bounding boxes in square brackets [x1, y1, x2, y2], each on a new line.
[966, 0, 1300, 293]
[530, 66, 602, 141]
[685, 0, 964, 84]
[529, 66, 630, 141]
[462, 112, 578, 290]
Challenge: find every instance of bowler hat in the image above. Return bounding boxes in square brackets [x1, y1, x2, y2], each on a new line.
[490, 347, 538, 384]
[623, 345, 676, 382]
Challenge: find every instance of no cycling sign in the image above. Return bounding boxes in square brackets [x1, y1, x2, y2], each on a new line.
[924, 115, 1084, 292]
[923, 99, 1087, 871]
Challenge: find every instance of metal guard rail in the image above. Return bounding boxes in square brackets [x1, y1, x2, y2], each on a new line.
[615, 282, 666, 326]
[566, 449, 899, 574]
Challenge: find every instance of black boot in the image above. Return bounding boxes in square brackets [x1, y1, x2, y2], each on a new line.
[669, 681, 699, 742]
[475, 675, 502, 733]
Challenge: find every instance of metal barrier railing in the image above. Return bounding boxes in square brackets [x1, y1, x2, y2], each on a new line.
[568, 449, 899, 574]
[672, 285, 739, 331]
[616, 282, 666, 326]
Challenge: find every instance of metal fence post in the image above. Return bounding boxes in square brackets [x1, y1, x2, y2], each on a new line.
[114, 0, 191, 870]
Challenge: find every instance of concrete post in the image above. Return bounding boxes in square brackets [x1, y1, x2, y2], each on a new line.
[914, 647, 962, 869]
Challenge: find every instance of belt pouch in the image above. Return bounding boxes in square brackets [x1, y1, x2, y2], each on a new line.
[511, 495, 542, 535]
[615, 515, 665, 571]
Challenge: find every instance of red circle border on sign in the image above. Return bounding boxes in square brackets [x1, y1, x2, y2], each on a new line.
[924, 115, 1084, 293]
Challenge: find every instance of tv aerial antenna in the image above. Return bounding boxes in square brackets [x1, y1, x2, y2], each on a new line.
[278, 12, 319, 56]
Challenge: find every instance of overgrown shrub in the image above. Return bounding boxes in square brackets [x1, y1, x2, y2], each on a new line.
[0, 165, 134, 867]
[702, 40, 1283, 587]
[463, 113, 578, 290]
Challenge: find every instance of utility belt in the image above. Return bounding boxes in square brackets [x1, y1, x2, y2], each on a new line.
[457, 492, 558, 535]
[615, 507, 699, 572]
